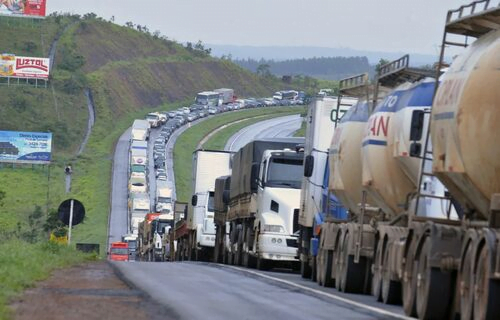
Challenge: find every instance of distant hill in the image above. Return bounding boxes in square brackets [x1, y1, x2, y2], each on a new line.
[0, 15, 290, 154]
[233, 56, 372, 81]
[208, 44, 441, 69]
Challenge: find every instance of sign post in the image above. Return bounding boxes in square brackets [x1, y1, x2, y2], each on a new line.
[67, 199, 74, 245]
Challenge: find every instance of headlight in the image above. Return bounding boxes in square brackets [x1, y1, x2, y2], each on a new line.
[262, 224, 285, 233]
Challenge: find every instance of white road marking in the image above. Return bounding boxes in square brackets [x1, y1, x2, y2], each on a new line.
[222, 265, 414, 320]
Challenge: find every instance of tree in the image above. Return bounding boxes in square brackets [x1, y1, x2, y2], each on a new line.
[125, 21, 134, 28]
[375, 58, 390, 73]
[256, 64, 271, 77]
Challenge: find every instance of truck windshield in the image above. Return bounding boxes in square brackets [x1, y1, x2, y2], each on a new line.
[126, 241, 137, 250]
[158, 197, 172, 203]
[111, 248, 128, 255]
[147, 114, 158, 120]
[207, 191, 215, 212]
[266, 157, 303, 189]
[131, 165, 145, 172]
[155, 220, 172, 234]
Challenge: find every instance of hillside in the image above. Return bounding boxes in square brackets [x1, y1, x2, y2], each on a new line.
[0, 13, 312, 248]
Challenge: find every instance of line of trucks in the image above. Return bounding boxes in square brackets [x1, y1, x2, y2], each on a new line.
[171, 2, 500, 319]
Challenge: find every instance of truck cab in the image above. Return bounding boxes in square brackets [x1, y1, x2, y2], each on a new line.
[192, 190, 216, 248]
[254, 149, 303, 262]
[109, 242, 129, 261]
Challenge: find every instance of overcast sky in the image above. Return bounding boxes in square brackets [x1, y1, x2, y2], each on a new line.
[47, 0, 473, 55]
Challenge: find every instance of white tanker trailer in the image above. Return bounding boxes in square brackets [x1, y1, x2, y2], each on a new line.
[314, 2, 500, 320]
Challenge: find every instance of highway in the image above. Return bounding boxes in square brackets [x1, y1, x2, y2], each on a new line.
[108, 111, 412, 320]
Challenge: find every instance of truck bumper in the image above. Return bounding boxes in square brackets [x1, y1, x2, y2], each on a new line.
[258, 234, 298, 261]
[198, 234, 216, 247]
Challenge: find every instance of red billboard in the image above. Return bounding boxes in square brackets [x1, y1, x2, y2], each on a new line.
[0, 54, 50, 79]
[0, 0, 46, 17]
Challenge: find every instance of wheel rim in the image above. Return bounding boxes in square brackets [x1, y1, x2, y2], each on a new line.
[372, 240, 383, 301]
[416, 238, 430, 318]
[473, 245, 489, 320]
[460, 243, 474, 320]
[340, 233, 350, 292]
[381, 242, 391, 303]
[402, 240, 417, 316]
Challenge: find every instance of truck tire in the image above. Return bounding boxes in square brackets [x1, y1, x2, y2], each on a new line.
[473, 244, 500, 320]
[339, 232, 366, 293]
[402, 239, 418, 317]
[300, 259, 312, 279]
[459, 242, 473, 320]
[243, 227, 256, 268]
[372, 239, 384, 301]
[381, 241, 401, 305]
[257, 255, 271, 271]
[416, 237, 453, 320]
[319, 249, 335, 287]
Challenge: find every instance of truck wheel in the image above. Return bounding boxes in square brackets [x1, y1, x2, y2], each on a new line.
[317, 249, 324, 286]
[402, 239, 418, 317]
[257, 256, 270, 271]
[340, 232, 365, 293]
[311, 256, 317, 282]
[459, 242, 473, 320]
[372, 239, 384, 301]
[322, 250, 335, 287]
[243, 227, 256, 268]
[381, 242, 401, 305]
[473, 244, 500, 320]
[416, 237, 452, 320]
[300, 259, 312, 279]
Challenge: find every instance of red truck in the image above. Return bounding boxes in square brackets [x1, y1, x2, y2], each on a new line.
[109, 242, 129, 261]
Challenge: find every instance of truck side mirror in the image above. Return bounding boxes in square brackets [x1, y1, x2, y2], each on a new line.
[191, 195, 198, 206]
[250, 163, 260, 192]
[222, 190, 230, 205]
[410, 110, 425, 141]
[304, 155, 314, 177]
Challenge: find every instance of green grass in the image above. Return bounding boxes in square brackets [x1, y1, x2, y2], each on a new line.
[174, 106, 306, 202]
[0, 240, 95, 320]
[294, 117, 306, 137]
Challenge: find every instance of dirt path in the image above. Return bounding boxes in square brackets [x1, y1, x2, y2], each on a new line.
[10, 262, 177, 320]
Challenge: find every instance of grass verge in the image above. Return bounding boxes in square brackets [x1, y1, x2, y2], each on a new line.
[174, 106, 306, 202]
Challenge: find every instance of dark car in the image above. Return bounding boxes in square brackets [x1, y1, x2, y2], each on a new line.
[154, 156, 165, 169]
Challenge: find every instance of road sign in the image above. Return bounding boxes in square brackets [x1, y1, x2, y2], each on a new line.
[58, 199, 85, 226]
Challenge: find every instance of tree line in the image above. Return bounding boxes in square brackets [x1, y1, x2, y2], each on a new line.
[232, 56, 374, 80]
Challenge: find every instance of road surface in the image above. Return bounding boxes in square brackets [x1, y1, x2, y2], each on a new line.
[108, 110, 414, 320]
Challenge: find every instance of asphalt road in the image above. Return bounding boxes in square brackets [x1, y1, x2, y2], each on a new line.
[113, 261, 397, 320]
[108, 110, 413, 320]
[225, 114, 302, 151]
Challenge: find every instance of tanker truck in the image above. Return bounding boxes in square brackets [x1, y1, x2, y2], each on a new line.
[214, 138, 305, 269]
[399, 3, 500, 319]
[314, 55, 457, 306]
[297, 95, 356, 279]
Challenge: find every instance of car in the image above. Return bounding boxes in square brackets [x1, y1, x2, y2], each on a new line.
[167, 111, 176, 118]
[154, 137, 164, 144]
[159, 131, 170, 141]
[154, 157, 165, 169]
[208, 107, 217, 115]
[156, 168, 167, 178]
[156, 173, 167, 181]
[186, 113, 196, 122]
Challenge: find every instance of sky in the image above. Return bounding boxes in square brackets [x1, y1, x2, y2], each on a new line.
[47, 0, 477, 55]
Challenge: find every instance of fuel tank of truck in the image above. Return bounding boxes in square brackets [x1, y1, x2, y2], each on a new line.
[329, 100, 375, 215]
[432, 29, 500, 219]
[361, 78, 435, 217]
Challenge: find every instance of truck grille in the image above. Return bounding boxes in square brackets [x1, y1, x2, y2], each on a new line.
[293, 209, 299, 233]
[286, 238, 298, 248]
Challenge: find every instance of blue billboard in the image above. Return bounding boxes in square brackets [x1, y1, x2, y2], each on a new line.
[0, 131, 52, 164]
